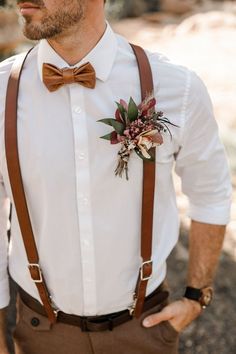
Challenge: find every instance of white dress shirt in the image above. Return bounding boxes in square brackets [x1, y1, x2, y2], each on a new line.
[0, 24, 231, 315]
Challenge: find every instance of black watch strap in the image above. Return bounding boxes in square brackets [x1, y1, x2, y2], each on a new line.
[184, 287, 202, 301]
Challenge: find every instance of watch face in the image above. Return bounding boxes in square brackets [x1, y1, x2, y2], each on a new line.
[200, 287, 214, 307]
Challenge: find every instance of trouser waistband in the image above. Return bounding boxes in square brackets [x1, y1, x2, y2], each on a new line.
[19, 282, 169, 332]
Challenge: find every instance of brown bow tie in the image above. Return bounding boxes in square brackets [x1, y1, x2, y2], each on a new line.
[42, 62, 96, 92]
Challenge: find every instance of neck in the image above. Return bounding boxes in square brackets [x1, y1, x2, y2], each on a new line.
[47, 16, 106, 66]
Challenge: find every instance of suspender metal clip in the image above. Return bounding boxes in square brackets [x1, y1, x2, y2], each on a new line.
[129, 293, 138, 316]
[140, 260, 153, 281]
[28, 263, 43, 283]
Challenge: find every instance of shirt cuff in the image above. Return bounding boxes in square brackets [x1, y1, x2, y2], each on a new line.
[0, 277, 10, 309]
[188, 203, 231, 225]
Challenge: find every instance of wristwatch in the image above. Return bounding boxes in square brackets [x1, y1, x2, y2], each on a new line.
[184, 286, 214, 308]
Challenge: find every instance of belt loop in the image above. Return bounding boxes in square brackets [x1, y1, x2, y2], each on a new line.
[81, 318, 88, 332]
[108, 318, 114, 331]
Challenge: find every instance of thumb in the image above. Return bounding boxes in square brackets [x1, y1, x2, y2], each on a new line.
[142, 307, 171, 328]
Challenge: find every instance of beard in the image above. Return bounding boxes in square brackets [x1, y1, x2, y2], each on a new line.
[17, 0, 85, 40]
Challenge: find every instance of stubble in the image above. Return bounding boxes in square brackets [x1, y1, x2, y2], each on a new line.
[18, 0, 86, 40]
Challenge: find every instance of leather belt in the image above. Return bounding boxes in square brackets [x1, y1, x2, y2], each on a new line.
[19, 282, 169, 332]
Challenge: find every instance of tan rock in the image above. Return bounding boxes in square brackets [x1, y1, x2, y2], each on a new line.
[160, 0, 197, 15]
[0, 9, 24, 54]
[175, 11, 236, 34]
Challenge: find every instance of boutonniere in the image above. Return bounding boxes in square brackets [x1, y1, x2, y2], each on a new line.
[98, 95, 176, 180]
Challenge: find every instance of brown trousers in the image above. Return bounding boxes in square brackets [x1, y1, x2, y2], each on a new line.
[14, 298, 179, 354]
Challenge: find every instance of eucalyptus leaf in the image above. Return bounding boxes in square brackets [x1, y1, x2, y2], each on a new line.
[128, 97, 138, 122]
[98, 117, 124, 135]
[110, 120, 125, 135]
[97, 118, 117, 127]
[100, 133, 112, 140]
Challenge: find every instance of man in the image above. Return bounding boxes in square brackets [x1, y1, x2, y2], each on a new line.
[0, 0, 231, 353]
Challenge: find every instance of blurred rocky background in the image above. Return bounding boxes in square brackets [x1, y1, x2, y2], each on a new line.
[1, 1, 236, 353]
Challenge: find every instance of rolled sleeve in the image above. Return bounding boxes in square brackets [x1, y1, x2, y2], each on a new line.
[0, 173, 10, 308]
[175, 72, 232, 225]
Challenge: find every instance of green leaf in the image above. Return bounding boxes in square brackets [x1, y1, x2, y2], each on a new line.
[97, 118, 116, 127]
[128, 97, 139, 122]
[100, 133, 112, 140]
[110, 120, 125, 134]
[98, 118, 124, 135]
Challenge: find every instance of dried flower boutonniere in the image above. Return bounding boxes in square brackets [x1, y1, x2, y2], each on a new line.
[98, 95, 177, 180]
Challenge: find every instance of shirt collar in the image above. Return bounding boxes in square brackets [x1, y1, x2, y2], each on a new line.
[37, 23, 118, 83]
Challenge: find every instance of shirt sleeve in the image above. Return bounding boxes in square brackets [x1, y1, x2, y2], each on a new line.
[175, 71, 232, 225]
[0, 172, 10, 309]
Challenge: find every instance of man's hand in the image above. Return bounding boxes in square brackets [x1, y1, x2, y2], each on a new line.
[142, 298, 202, 332]
[142, 221, 226, 333]
[0, 308, 10, 354]
[0, 348, 10, 354]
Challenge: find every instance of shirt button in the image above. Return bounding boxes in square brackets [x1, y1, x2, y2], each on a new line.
[83, 198, 89, 205]
[82, 239, 90, 248]
[79, 152, 85, 160]
[79, 196, 89, 205]
[31, 317, 40, 327]
[73, 106, 82, 114]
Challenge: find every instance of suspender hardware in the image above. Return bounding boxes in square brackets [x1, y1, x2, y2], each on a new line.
[129, 293, 138, 317]
[130, 44, 155, 318]
[53, 308, 59, 319]
[5, 44, 155, 323]
[28, 263, 43, 283]
[140, 260, 153, 281]
[49, 295, 60, 317]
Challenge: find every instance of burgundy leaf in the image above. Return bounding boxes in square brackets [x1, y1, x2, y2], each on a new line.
[120, 99, 128, 111]
[111, 131, 119, 144]
[147, 98, 157, 110]
[115, 108, 124, 123]
[151, 132, 163, 145]
[140, 98, 157, 116]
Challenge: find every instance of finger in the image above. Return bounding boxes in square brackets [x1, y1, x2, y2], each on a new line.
[142, 308, 171, 328]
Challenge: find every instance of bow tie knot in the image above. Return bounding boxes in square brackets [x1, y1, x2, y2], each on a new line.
[42, 62, 96, 92]
[62, 68, 77, 85]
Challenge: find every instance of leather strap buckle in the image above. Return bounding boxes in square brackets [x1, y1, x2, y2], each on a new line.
[140, 260, 153, 281]
[28, 264, 43, 283]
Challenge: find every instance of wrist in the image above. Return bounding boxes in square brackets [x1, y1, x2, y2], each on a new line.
[184, 286, 214, 309]
[182, 296, 203, 313]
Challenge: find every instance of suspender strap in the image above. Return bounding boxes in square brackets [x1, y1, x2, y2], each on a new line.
[130, 44, 155, 318]
[5, 49, 57, 324]
[5, 44, 155, 322]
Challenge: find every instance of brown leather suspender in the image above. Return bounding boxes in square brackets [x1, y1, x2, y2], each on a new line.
[5, 44, 155, 323]
[5, 49, 57, 324]
[130, 44, 155, 318]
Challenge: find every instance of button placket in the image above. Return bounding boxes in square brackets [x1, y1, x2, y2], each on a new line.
[70, 86, 97, 315]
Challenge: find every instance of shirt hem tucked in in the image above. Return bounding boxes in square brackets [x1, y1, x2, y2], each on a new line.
[0, 277, 10, 309]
